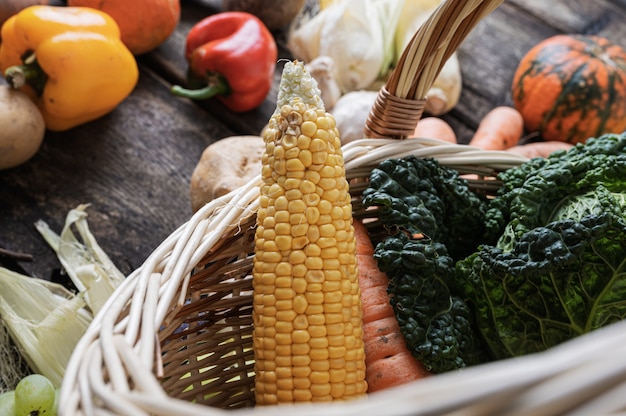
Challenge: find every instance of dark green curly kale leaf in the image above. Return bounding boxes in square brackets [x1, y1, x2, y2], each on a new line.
[375, 233, 489, 373]
[361, 156, 492, 373]
[362, 156, 490, 259]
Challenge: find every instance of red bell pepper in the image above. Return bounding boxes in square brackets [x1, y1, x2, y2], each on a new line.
[171, 11, 278, 113]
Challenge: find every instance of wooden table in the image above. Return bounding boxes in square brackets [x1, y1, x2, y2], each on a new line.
[2, 0, 626, 282]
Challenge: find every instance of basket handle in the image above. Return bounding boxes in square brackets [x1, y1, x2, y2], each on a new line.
[364, 0, 504, 140]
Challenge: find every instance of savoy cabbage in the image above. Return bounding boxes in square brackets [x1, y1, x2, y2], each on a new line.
[458, 133, 626, 360]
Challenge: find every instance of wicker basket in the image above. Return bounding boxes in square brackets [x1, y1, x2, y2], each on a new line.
[59, 0, 626, 414]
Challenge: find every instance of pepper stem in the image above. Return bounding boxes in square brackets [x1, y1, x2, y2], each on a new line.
[4, 56, 48, 96]
[170, 83, 230, 100]
[170, 73, 231, 100]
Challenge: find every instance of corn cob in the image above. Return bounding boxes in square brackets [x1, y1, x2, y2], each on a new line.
[253, 60, 367, 405]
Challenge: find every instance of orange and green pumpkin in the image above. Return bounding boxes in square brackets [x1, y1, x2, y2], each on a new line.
[511, 34, 626, 144]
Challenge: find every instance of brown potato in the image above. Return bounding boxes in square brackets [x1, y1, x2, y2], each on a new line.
[190, 135, 265, 212]
[0, 85, 46, 170]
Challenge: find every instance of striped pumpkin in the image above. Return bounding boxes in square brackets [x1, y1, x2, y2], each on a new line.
[511, 34, 626, 144]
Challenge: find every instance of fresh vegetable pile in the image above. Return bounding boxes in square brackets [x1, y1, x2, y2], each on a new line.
[362, 132, 626, 374]
[3, 0, 626, 411]
[0, 1, 185, 170]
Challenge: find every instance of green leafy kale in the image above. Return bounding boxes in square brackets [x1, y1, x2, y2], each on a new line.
[362, 156, 490, 373]
[362, 156, 490, 259]
[458, 133, 626, 360]
[374, 234, 488, 373]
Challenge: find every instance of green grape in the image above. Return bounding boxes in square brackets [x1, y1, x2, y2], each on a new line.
[0, 390, 17, 416]
[51, 388, 60, 416]
[14, 374, 56, 416]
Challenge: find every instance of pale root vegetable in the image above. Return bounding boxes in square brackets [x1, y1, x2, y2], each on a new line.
[0, 0, 50, 28]
[468, 106, 524, 150]
[189, 135, 264, 212]
[506, 141, 574, 158]
[0, 85, 45, 170]
[412, 117, 457, 143]
[423, 54, 462, 116]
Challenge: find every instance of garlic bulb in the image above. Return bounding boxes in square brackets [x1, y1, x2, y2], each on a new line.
[331, 90, 378, 144]
[305, 56, 343, 110]
[425, 53, 462, 116]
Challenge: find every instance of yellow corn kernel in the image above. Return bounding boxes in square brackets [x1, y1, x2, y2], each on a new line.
[253, 61, 366, 405]
[304, 194, 321, 209]
[294, 376, 311, 389]
[293, 265, 307, 278]
[293, 294, 307, 314]
[293, 352, 311, 365]
[294, 389, 313, 402]
[276, 309, 297, 322]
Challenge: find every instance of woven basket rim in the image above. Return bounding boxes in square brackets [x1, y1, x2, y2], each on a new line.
[60, 0, 626, 414]
[60, 136, 626, 415]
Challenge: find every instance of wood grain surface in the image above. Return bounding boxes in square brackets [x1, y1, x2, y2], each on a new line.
[1, 0, 625, 281]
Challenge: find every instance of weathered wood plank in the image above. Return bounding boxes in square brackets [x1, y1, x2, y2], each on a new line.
[1, 66, 236, 279]
[509, 0, 626, 40]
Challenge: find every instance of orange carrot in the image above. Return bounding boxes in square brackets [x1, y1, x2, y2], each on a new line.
[468, 106, 524, 150]
[363, 316, 401, 342]
[353, 219, 431, 392]
[412, 117, 457, 143]
[360, 285, 396, 325]
[366, 352, 431, 393]
[364, 327, 411, 363]
[356, 252, 388, 290]
[506, 141, 574, 158]
[355, 225, 375, 256]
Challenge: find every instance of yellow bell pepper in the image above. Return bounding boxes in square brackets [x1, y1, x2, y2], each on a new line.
[0, 6, 139, 132]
